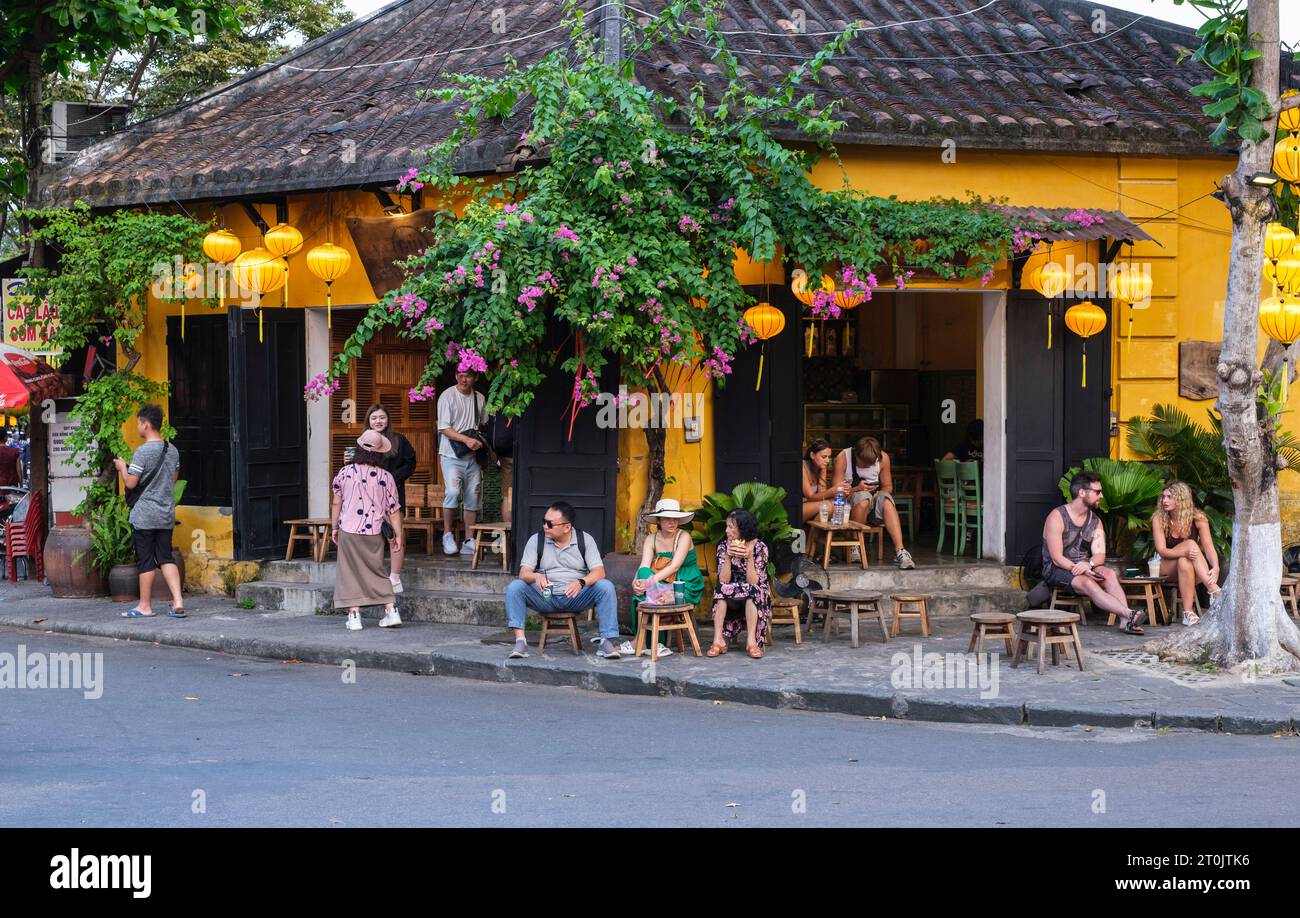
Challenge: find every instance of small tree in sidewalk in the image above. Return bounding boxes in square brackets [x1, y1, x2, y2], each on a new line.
[1149, 0, 1300, 671]
[17, 203, 211, 513]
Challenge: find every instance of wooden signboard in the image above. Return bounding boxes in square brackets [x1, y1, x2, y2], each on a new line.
[344, 208, 444, 297]
[1178, 340, 1220, 401]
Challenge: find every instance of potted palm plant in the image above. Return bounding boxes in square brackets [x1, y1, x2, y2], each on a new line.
[691, 482, 799, 580]
[1057, 458, 1165, 565]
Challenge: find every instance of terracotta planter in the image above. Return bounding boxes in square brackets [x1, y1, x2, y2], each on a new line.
[43, 526, 109, 598]
[601, 552, 640, 634]
[106, 552, 187, 602]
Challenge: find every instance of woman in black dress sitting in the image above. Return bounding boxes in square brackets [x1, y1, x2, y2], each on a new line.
[707, 508, 772, 659]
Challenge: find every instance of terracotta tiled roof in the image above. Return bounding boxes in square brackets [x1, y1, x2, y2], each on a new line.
[42, 0, 1276, 209]
[999, 206, 1155, 242]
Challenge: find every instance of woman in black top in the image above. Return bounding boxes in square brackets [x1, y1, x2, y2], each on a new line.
[366, 404, 417, 592]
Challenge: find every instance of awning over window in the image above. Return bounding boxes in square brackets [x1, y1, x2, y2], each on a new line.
[0, 344, 69, 414]
[999, 206, 1156, 244]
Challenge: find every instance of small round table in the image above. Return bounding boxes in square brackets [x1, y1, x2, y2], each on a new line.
[810, 589, 888, 647]
[634, 602, 702, 661]
[1117, 576, 1170, 627]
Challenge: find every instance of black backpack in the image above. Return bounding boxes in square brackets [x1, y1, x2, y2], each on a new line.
[526, 528, 594, 572]
[486, 414, 514, 458]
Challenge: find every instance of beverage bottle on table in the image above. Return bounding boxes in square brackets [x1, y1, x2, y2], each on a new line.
[819, 501, 829, 523]
[833, 487, 846, 526]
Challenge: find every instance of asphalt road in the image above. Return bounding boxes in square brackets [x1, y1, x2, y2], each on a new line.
[3, 626, 1299, 827]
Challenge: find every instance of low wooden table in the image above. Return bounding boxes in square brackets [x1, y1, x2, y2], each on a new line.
[806, 519, 883, 569]
[811, 589, 887, 647]
[284, 518, 332, 562]
[1117, 576, 1170, 627]
[1282, 575, 1299, 619]
[1012, 610, 1085, 674]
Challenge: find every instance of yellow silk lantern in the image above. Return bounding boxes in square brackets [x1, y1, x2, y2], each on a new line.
[744, 302, 786, 390]
[203, 229, 242, 314]
[1273, 135, 1300, 186]
[1265, 223, 1296, 264]
[1064, 301, 1107, 388]
[1266, 253, 1300, 295]
[179, 263, 203, 340]
[305, 243, 352, 329]
[232, 248, 287, 342]
[1032, 261, 1069, 349]
[1260, 294, 1300, 400]
[1111, 264, 1154, 352]
[1281, 91, 1300, 135]
[264, 223, 303, 307]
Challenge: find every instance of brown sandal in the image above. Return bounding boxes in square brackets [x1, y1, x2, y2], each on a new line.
[706, 642, 728, 657]
[746, 644, 764, 659]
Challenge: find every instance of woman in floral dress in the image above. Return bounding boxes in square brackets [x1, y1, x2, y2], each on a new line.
[707, 508, 771, 659]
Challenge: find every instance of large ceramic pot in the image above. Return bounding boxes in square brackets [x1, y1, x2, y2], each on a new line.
[107, 552, 186, 602]
[601, 552, 640, 634]
[43, 526, 109, 598]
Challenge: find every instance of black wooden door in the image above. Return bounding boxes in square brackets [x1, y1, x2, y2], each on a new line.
[511, 332, 619, 564]
[713, 283, 803, 522]
[1005, 293, 1113, 561]
[1006, 292, 1065, 562]
[166, 315, 231, 507]
[229, 307, 307, 560]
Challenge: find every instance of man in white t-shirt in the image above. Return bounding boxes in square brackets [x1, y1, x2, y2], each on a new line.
[437, 369, 487, 555]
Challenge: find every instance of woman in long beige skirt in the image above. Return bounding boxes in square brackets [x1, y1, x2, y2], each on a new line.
[331, 429, 405, 631]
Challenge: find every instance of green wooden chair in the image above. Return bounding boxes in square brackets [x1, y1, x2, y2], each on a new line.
[955, 460, 982, 557]
[934, 459, 961, 555]
[891, 469, 916, 542]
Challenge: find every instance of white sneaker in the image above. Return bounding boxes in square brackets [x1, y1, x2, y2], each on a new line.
[442, 532, 457, 555]
[460, 537, 476, 555]
[894, 549, 916, 570]
[389, 572, 404, 593]
[378, 607, 402, 628]
[345, 611, 362, 631]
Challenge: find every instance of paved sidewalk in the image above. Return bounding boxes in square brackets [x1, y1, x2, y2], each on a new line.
[3, 581, 1299, 734]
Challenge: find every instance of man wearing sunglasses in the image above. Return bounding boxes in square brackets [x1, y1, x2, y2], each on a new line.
[505, 501, 620, 659]
[1041, 470, 1145, 634]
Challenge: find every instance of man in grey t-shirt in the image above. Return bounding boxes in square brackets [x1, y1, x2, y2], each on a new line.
[504, 501, 620, 659]
[113, 403, 185, 618]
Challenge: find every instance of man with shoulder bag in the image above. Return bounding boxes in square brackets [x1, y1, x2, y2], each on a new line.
[112, 403, 185, 618]
[437, 368, 487, 556]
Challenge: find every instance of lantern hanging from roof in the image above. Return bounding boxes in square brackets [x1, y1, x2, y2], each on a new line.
[1260, 293, 1300, 401]
[232, 248, 287, 342]
[178, 263, 204, 341]
[202, 229, 242, 314]
[1064, 301, 1107, 388]
[264, 223, 303, 308]
[1111, 263, 1153, 353]
[744, 302, 786, 391]
[305, 243, 352, 329]
[1273, 135, 1300, 187]
[1265, 223, 1296, 265]
[1031, 261, 1069, 349]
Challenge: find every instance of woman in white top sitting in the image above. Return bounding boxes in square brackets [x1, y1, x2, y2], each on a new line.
[833, 436, 915, 569]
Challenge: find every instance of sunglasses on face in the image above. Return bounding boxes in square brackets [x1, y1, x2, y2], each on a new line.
[543, 519, 569, 529]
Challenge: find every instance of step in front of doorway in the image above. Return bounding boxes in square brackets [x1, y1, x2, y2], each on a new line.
[817, 562, 1017, 592]
[258, 559, 511, 594]
[236, 580, 505, 625]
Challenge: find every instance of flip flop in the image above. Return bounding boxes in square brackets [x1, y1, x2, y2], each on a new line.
[122, 607, 155, 618]
[167, 607, 187, 618]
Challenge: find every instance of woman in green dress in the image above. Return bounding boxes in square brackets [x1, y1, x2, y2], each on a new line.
[628, 498, 705, 654]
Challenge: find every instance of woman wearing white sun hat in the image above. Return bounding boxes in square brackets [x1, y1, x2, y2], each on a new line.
[623, 498, 705, 656]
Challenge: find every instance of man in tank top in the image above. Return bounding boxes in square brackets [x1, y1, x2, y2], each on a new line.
[1041, 470, 1146, 633]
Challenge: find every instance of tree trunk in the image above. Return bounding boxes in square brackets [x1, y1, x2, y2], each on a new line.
[1148, 0, 1300, 672]
[634, 423, 666, 550]
[19, 13, 49, 268]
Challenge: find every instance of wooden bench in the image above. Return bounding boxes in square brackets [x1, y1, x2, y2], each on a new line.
[769, 594, 804, 644]
[1049, 588, 1092, 626]
[968, 612, 1016, 655]
[538, 612, 584, 655]
[890, 593, 931, 637]
[470, 521, 511, 571]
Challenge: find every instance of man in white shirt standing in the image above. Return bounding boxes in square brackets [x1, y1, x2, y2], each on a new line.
[437, 369, 486, 555]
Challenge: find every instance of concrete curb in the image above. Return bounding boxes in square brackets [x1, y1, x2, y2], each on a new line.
[5, 613, 1297, 736]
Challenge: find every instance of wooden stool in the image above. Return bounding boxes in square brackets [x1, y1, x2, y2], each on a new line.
[769, 594, 804, 644]
[469, 522, 511, 570]
[285, 518, 331, 562]
[1012, 610, 1085, 674]
[635, 602, 702, 661]
[890, 594, 931, 637]
[968, 612, 1016, 655]
[1282, 576, 1299, 619]
[1165, 583, 1202, 620]
[812, 590, 887, 647]
[1049, 588, 1092, 626]
[1115, 576, 1169, 626]
[538, 612, 583, 655]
